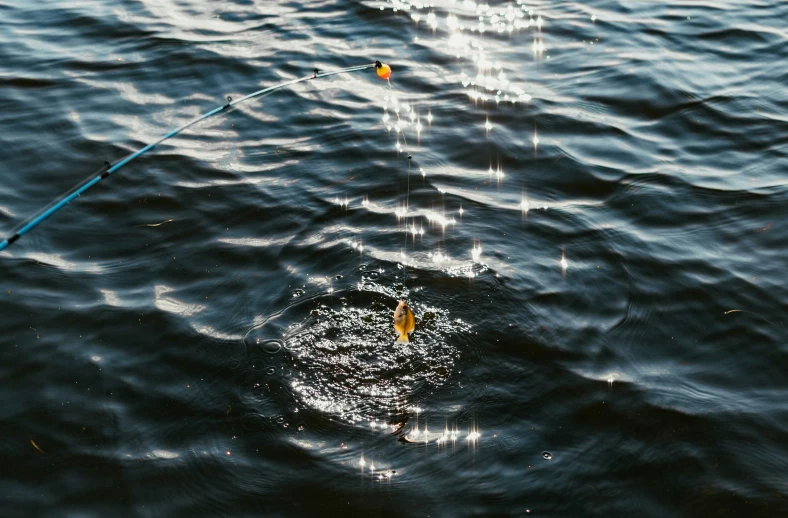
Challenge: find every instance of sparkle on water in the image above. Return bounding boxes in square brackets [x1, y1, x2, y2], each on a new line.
[402, 415, 480, 447]
[425, 210, 457, 230]
[471, 242, 482, 263]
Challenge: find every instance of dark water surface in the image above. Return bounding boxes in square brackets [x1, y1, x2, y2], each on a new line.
[1, 0, 786, 516]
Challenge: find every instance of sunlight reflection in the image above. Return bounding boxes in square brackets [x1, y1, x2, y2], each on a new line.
[425, 210, 457, 230]
[471, 242, 482, 262]
[467, 420, 481, 449]
[430, 250, 449, 264]
[154, 285, 205, 317]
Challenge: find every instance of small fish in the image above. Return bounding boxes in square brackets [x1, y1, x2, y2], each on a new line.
[393, 299, 416, 343]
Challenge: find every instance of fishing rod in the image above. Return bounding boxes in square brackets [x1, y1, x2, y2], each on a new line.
[0, 61, 393, 253]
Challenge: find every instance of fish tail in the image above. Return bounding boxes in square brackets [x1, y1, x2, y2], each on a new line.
[396, 334, 409, 343]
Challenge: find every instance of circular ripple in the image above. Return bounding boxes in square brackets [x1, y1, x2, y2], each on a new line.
[254, 282, 473, 422]
[241, 413, 266, 433]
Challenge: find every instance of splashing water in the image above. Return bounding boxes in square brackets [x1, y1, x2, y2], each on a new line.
[255, 282, 472, 423]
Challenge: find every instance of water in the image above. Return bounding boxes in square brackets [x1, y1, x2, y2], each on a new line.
[1, 0, 786, 516]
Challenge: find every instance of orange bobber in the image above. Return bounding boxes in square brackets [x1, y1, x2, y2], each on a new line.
[375, 60, 391, 80]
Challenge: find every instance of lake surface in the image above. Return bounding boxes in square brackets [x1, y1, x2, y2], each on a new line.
[1, 0, 786, 516]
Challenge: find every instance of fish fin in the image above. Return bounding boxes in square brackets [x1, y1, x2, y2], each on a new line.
[396, 334, 409, 343]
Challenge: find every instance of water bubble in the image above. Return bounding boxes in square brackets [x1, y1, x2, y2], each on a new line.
[542, 451, 553, 460]
[258, 339, 283, 355]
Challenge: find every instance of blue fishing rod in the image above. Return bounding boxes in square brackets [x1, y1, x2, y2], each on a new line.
[0, 62, 389, 253]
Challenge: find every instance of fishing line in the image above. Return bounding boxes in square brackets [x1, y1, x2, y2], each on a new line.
[394, 101, 413, 291]
[0, 62, 380, 253]
[405, 138, 411, 210]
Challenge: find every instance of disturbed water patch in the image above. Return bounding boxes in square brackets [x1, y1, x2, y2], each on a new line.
[245, 282, 471, 423]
